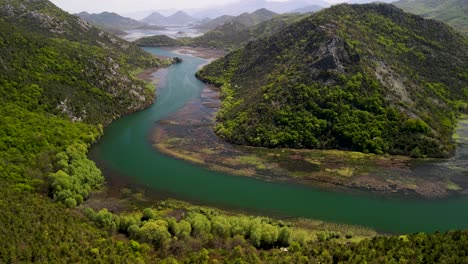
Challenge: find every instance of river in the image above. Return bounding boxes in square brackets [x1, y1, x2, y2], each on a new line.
[90, 47, 468, 234]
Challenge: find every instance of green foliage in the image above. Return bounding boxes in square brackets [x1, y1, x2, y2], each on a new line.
[0, 0, 165, 262]
[211, 216, 232, 238]
[197, 3, 468, 157]
[176, 220, 193, 239]
[142, 208, 157, 221]
[139, 220, 172, 246]
[278, 227, 292, 246]
[187, 212, 212, 237]
[48, 143, 104, 207]
[136, 35, 183, 47]
[0, 188, 148, 263]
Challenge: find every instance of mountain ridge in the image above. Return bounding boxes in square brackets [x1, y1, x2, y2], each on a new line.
[76, 11, 164, 35]
[196, 3, 468, 157]
[136, 9, 302, 50]
[142, 10, 197, 26]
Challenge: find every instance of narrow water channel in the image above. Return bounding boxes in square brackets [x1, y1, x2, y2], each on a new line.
[90, 47, 468, 234]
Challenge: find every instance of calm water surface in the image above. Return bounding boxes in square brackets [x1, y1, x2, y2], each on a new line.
[91, 47, 468, 234]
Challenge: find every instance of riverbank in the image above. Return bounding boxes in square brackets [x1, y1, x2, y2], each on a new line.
[151, 50, 468, 199]
[86, 47, 380, 240]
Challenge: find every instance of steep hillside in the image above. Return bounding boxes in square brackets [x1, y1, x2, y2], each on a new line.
[188, 13, 305, 50]
[197, 3, 468, 157]
[0, 0, 164, 125]
[393, 0, 468, 36]
[196, 15, 236, 31]
[235, 8, 278, 27]
[0, 0, 166, 259]
[77, 11, 164, 34]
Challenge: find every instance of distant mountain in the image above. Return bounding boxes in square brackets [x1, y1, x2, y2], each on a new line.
[189, 0, 329, 18]
[141, 11, 167, 25]
[196, 8, 277, 31]
[393, 0, 468, 36]
[142, 10, 197, 26]
[235, 8, 278, 27]
[196, 3, 468, 157]
[166, 11, 197, 25]
[291, 5, 324, 13]
[137, 9, 294, 50]
[196, 15, 236, 31]
[76, 12, 163, 35]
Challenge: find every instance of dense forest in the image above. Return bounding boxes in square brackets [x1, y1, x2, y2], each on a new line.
[0, 0, 164, 261]
[197, 3, 468, 157]
[1, 0, 468, 262]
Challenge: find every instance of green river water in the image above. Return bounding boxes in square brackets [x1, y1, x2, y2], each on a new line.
[91, 48, 468, 234]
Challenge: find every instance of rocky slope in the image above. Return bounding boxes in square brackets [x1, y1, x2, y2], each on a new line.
[197, 3, 468, 157]
[0, 0, 166, 125]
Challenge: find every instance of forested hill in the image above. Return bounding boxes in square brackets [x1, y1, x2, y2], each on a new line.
[0, 0, 164, 125]
[0, 0, 166, 260]
[197, 3, 468, 157]
[76, 11, 164, 35]
[393, 0, 468, 36]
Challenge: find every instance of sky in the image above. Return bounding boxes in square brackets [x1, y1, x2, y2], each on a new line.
[50, 0, 249, 14]
[49, 0, 329, 14]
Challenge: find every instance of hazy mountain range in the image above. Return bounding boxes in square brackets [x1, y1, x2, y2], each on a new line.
[76, 11, 164, 35]
[122, 0, 394, 20]
[141, 10, 198, 26]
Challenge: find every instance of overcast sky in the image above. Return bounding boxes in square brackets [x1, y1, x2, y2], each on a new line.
[49, 0, 254, 13]
[49, 0, 337, 14]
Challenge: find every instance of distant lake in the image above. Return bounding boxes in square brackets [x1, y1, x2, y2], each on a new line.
[122, 26, 203, 41]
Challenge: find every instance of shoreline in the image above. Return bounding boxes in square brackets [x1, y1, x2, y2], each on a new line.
[149, 49, 468, 199]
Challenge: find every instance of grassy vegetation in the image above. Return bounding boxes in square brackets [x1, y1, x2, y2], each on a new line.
[197, 3, 468, 157]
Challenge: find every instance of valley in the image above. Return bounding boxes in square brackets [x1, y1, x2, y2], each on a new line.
[2, 0, 468, 262]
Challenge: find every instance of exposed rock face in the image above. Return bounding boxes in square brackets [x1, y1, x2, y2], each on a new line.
[196, 3, 468, 157]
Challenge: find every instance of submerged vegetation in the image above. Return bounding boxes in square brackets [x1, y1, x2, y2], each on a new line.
[197, 3, 468, 157]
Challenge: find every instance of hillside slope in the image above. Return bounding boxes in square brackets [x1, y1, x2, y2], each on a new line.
[0, 0, 165, 260]
[394, 0, 468, 36]
[196, 14, 236, 31]
[136, 13, 307, 50]
[77, 11, 164, 34]
[197, 3, 468, 157]
[1, 0, 164, 125]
